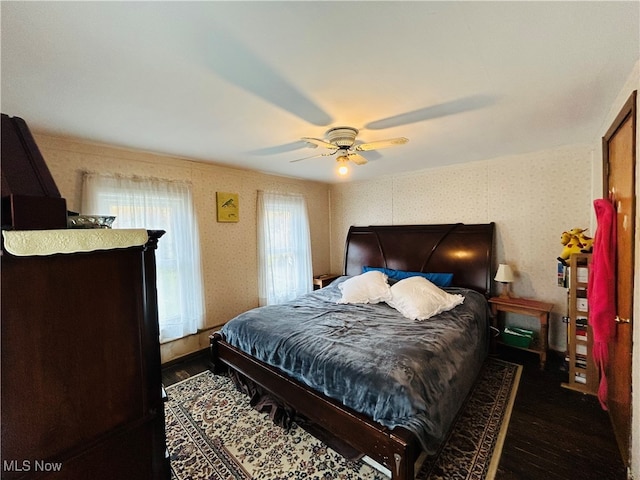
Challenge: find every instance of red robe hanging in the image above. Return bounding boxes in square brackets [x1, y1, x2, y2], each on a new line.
[588, 198, 617, 410]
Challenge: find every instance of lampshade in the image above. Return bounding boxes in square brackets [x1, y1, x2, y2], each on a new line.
[494, 264, 515, 283]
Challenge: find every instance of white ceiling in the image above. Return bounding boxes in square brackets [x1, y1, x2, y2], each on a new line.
[1, 1, 638, 183]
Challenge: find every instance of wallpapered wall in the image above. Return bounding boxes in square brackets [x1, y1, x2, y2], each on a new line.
[36, 134, 332, 362]
[39, 132, 593, 355]
[329, 144, 594, 351]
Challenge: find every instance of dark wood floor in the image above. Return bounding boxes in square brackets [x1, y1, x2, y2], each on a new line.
[495, 346, 626, 480]
[162, 347, 627, 479]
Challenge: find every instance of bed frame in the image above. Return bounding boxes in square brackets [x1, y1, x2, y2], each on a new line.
[210, 223, 495, 479]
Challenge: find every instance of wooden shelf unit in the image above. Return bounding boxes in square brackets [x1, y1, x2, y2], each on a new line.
[562, 253, 598, 395]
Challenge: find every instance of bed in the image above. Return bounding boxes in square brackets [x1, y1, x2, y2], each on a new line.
[210, 223, 495, 479]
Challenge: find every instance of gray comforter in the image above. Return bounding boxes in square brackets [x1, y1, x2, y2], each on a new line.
[220, 276, 490, 453]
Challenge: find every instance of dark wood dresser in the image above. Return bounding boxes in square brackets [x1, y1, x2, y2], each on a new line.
[1, 230, 170, 479]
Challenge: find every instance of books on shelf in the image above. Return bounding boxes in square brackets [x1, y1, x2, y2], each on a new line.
[576, 267, 588, 283]
[576, 327, 587, 341]
[557, 262, 567, 287]
[562, 265, 589, 287]
[562, 253, 597, 395]
[564, 354, 588, 370]
[576, 298, 588, 312]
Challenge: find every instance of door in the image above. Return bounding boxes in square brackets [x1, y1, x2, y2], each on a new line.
[602, 90, 636, 466]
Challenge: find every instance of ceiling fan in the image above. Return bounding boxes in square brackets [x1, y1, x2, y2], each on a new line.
[291, 126, 408, 173]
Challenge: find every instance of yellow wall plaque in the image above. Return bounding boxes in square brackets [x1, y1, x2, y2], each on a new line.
[216, 192, 239, 223]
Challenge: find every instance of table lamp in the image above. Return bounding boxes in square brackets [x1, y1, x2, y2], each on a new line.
[495, 264, 515, 298]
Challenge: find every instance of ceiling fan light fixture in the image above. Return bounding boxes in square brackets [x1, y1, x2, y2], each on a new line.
[337, 154, 349, 176]
[293, 125, 407, 170]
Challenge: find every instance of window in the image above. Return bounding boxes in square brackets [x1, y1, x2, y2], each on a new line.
[257, 191, 312, 306]
[82, 173, 205, 342]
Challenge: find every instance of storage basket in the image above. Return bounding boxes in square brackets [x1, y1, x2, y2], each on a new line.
[501, 327, 534, 348]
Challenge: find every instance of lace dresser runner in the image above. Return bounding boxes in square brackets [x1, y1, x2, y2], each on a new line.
[2, 229, 149, 256]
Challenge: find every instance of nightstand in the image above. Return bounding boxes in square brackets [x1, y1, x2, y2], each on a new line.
[313, 274, 340, 290]
[489, 296, 554, 370]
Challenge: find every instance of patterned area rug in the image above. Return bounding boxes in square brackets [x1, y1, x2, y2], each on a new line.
[166, 357, 521, 480]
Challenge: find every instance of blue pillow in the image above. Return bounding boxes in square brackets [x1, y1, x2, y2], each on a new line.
[362, 266, 454, 287]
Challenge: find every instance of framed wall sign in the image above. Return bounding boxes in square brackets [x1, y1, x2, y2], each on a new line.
[216, 192, 239, 222]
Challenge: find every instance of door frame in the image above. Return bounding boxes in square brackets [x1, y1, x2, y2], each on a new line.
[603, 90, 637, 198]
[601, 89, 636, 467]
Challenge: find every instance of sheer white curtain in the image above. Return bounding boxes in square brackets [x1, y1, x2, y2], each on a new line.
[257, 191, 313, 306]
[82, 173, 205, 342]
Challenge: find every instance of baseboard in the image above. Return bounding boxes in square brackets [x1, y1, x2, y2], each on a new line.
[161, 347, 209, 369]
[160, 328, 218, 364]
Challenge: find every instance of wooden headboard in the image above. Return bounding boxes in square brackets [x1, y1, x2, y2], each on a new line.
[344, 223, 495, 296]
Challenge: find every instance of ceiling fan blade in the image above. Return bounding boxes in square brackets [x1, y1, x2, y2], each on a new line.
[364, 95, 497, 130]
[301, 137, 338, 150]
[355, 137, 409, 151]
[290, 151, 337, 163]
[347, 153, 368, 165]
[248, 140, 310, 156]
[203, 29, 332, 126]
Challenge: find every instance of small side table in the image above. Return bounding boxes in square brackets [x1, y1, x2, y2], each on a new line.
[489, 296, 554, 370]
[313, 274, 340, 290]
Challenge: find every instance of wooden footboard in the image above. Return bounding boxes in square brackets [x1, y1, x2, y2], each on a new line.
[208, 223, 495, 479]
[210, 332, 420, 480]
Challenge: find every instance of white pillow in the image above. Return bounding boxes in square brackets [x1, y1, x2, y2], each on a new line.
[387, 276, 464, 320]
[338, 271, 391, 304]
